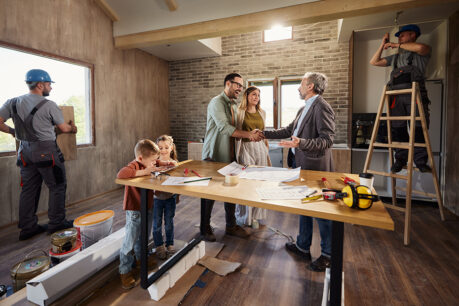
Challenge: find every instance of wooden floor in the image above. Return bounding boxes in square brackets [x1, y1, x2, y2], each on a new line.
[1, 189, 458, 305]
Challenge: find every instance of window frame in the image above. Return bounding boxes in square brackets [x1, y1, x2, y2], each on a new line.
[0, 40, 96, 157]
[278, 76, 303, 128]
[248, 76, 305, 129]
[247, 78, 278, 128]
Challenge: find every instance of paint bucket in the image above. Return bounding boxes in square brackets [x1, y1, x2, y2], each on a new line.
[50, 228, 79, 253]
[74, 210, 114, 249]
[49, 240, 82, 264]
[10, 250, 50, 292]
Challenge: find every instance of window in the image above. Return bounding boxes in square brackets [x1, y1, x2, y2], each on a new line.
[280, 79, 303, 127]
[248, 77, 302, 129]
[0, 42, 94, 154]
[263, 26, 293, 42]
[247, 80, 275, 128]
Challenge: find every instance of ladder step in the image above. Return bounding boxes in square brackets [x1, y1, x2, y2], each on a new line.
[373, 142, 427, 149]
[383, 203, 406, 212]
[402, 166, 432, 173]
[386, 88, 413, 95]
[380, 116, 421, 121]
[395, 186, 437, 198]
[367, 169, 408, 180]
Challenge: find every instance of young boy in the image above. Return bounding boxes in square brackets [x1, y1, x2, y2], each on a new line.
[117, 139, 172, 289]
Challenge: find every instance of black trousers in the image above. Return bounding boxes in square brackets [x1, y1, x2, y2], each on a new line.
[200, 199, 236, 234]
[18, 141, 67, 232]
[390, 93, 430, 166]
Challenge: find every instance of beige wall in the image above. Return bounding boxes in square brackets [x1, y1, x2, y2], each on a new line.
[0, 0, 169, 227]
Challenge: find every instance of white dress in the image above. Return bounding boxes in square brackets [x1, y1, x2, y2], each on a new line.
[235, 109, 271, 226]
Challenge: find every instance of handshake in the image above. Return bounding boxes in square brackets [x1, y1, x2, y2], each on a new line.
[248, 129, 265, 142]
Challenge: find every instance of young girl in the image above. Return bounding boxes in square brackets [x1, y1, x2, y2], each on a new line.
[153, 135, 179, 260]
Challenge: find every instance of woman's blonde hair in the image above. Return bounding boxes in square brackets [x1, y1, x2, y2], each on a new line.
[156, 135, 178, 161]
[238, 86, 261, 111]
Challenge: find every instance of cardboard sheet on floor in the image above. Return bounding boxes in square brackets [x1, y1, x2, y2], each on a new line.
[198, 256, 241, 276]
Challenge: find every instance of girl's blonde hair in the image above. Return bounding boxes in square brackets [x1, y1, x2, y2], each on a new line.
[156, 135, 178, 161]
[238, 86, 261, 111]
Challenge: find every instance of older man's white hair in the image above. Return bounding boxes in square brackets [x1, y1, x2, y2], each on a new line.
[303, 72, 328, 95]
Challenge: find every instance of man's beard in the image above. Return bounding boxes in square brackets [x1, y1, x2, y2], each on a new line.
[43, 90, 50, 97]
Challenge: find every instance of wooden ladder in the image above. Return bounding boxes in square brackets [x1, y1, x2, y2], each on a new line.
[363, 82, 445, 245]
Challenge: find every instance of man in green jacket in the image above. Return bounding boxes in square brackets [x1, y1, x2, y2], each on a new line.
[201, 73, 264, 241]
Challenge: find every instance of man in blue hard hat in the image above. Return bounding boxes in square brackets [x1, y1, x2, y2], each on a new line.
[370, 24, 432, 173]
[0, 69, 77, 240]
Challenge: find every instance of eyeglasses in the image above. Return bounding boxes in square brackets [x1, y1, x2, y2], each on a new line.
[230, 81, 245, 89]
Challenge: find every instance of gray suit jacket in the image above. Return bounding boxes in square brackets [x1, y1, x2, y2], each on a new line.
[264, 95, 335, 171]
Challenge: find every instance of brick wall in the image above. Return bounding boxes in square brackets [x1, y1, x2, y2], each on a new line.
[169, 20, 350, 159]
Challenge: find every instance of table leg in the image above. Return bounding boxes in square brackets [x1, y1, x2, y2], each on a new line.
[140, 188, 148, 289]
[330, 221, 344, 305]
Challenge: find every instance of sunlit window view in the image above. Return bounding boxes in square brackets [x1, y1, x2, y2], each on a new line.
[264, 25, 293, 42]
[248, 81, 274, 128]
[280, 80, 303, 127]
[0, 46, 92, 153]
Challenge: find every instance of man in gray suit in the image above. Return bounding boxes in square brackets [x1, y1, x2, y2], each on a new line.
[263, 72, 335, 272]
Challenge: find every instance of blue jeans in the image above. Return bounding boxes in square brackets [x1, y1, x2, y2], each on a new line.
[119, 209, 153, 274]
[153, 195, 177, 247]
[296, 216, 332, 257]
[290, 153, 332, 257]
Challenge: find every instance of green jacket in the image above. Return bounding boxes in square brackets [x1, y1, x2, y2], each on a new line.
[202, 91, 237, 163]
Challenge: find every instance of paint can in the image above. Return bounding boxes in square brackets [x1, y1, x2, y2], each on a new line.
[50, 228, 78, 254]
[49, 239, 82, 264]
[74, 210, 114, 249]
[10, 250, 50, 292]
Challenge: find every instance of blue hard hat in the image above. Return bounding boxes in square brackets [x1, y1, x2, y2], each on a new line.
[395, 24, 421, 38]
[25, 69, 55, 83]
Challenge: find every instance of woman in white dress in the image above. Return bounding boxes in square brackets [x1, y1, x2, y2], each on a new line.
[235, 86, 271, 227]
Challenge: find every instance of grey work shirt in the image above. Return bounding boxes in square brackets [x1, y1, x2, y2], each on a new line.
[0, 93, 64, 141]
[384, 49, 431, 75]
[201, 91, 237, 163]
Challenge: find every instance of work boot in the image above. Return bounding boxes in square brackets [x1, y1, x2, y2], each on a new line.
[201, 227, 216, 242]
[47, 219, 74, 235]
[391, 160, 406, 173]
[19, 224, 47, 241]
[225, 225, 250, 238]
[308, 255, 331, 272]
[417, 164, 432, 173]
[285, 242, 311, 261]
[166, 245, 176, 256]
[120, 271, 138, 290]
[156, 245, 167, 260]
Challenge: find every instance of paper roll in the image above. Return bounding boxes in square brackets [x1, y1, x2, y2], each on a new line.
[225, 174, 239, 186]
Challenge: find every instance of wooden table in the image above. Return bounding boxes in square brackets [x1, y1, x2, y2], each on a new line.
[116, 160, 394, 305]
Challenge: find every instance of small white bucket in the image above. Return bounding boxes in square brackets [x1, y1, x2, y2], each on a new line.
[73, 210, 114, 249]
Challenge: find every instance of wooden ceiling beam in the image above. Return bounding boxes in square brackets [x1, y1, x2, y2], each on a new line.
[95, 0, 120, 22]
[114, 0, 454, 49]
[165, 0, 178, 11]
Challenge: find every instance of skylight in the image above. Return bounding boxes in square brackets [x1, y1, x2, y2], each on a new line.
[263, 25, 293, 42]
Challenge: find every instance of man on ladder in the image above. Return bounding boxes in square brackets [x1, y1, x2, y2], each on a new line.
[369, 24, 432, 173]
